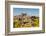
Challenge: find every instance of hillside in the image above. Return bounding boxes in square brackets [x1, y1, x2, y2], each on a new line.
[13, 13, 39, 28]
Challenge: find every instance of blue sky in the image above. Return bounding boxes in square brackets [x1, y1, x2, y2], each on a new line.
[13, 8, 39, 17]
